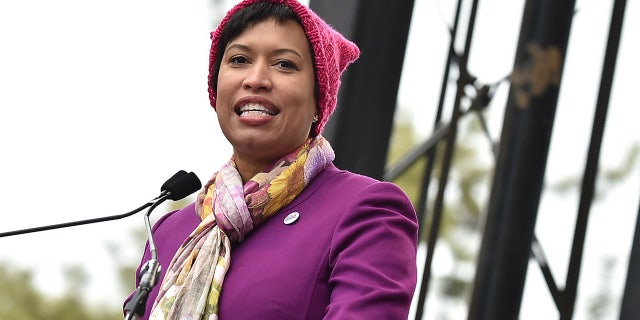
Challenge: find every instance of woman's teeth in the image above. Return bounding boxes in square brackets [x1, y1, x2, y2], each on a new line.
[237, 103, 276, 117]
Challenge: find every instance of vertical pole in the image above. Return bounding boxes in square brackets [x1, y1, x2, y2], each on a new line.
[620, 193, 640, 319]
[415, 0, 479, 318]
[308, 0, 415, 180]
[560, 0, 626, 318]
[467, 0, 576, 319]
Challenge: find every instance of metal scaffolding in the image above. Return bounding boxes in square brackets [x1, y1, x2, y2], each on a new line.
[309, 0, 632, 319]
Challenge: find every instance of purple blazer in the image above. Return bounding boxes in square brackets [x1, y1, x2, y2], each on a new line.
[125, 163, 418, 319]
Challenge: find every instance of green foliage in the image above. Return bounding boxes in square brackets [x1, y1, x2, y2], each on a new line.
[0, 263, 122, 320]
[386, 117, 427, 206]
[0, 264, 45, 319]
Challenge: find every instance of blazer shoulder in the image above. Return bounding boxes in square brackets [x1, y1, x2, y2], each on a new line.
[322, 168, 410, 199]
[151, 202, 199, 239]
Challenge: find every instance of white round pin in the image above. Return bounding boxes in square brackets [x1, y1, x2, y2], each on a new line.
[284, 212, 300, 225]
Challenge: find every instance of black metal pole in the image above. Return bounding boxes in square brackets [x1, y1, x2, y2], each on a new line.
[309, 0, 415, 180]
[620, 186, 640, 319]
[562, 0, 626, 305]
[561, 0, 626, 318]
[413, 0, 473, 318]
[467, 0, 576, 319]
[413, 0, 463, 241]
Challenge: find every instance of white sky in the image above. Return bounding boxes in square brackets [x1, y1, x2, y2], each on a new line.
[0, 0, 638, 319]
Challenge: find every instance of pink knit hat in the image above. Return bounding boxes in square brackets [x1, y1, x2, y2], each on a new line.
[208, 0, 360, 136]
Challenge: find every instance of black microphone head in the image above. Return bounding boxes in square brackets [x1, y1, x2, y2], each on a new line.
[164, 171, 202, 201]
[161, 170, 187, 192]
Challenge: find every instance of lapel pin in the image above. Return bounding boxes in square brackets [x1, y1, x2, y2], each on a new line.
[284, 211, 300, 225]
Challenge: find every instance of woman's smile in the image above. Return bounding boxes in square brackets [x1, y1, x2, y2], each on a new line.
[234, 96, 280, 125]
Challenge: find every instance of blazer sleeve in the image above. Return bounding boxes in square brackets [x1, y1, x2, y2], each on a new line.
[325, 181, 419, 319]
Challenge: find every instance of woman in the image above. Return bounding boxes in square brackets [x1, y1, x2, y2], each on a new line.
[125, 0, 418, 319]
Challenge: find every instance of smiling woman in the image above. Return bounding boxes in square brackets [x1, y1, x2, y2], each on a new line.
[123, 0, 419, 320]
[216, 19, 317, 181]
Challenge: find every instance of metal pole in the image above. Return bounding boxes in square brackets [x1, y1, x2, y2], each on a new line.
[413, 0, 476, 318]
[620, 186, 640, 319]
[467, 0, 576, 319]
[560, 0, 625, 317]
[309, 0, 415, 180]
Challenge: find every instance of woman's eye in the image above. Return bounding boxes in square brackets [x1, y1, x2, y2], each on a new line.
[229, 56, 249, 65]
[276, 60, 297, 70]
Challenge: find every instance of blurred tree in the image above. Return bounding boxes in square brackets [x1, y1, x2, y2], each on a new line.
[0, 262, 122, 320]
[0, 263, 46, 319]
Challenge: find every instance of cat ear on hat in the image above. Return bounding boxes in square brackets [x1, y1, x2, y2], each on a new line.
[334, 33, 360, 72]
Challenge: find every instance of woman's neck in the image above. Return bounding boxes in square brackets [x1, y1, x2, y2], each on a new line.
[232, 153, 272, 184]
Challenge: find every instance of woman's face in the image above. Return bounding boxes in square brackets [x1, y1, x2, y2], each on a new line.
[216, 18, 316, 168]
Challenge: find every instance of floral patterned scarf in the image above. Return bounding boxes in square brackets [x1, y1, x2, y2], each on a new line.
[149, 135, 334, 320]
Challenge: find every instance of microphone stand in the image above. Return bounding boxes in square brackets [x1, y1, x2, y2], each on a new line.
[0, 198, 160, 238]
[0, 190, 172, 320]
[0, 170, 201, 319]
[123, 193, 169, 320]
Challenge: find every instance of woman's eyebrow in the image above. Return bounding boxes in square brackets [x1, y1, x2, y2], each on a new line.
[272, 48, 303, 60]
[226, 43, 251, 52]
[226, 43, 303, 59]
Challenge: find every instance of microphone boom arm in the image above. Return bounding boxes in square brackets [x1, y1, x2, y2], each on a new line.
[0, 169, 200, 238]
[0, 199, 159, 238]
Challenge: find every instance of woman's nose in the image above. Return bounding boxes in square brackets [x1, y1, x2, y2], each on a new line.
[242, 63, 272, 91]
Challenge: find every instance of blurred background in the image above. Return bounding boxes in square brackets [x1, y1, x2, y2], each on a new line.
[0, 0, 637, 319]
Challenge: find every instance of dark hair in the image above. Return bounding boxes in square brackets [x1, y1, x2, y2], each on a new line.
[211, 2, 319, 109]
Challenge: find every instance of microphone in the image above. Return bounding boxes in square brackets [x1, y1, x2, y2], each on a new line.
[161, 170, 202, 201]
[124, 171, 201, 319]
[0, 170, 202, 238]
